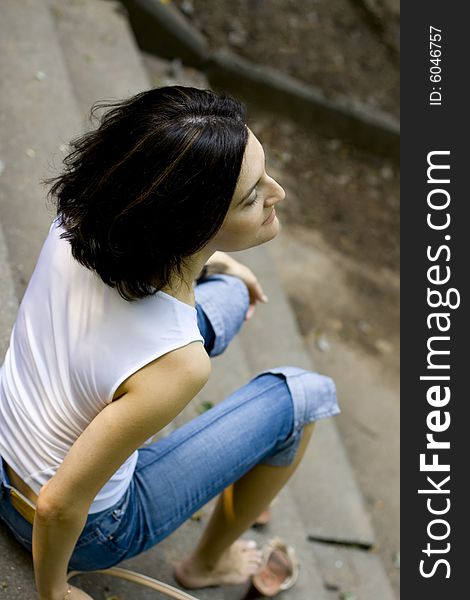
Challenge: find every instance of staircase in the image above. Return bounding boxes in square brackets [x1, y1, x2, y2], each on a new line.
[0, 1, 396, 598]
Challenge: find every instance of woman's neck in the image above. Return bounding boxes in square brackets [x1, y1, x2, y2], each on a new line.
[160, 247, 215, 306]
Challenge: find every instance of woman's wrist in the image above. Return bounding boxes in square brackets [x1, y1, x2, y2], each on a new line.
[198, 252, 231, 280]
[206, 251, 231, 271]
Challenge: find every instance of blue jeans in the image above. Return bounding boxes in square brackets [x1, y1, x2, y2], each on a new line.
[0, 274, 339, 570]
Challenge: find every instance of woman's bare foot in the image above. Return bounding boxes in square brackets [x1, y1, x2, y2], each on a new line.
[173, 539, 263, 589]
[253, 506, 272, 527]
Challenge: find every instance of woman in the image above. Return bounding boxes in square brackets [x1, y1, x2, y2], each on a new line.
[0, 86, 339, 599]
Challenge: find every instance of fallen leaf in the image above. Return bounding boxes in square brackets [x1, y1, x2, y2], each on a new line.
[197, 401, 214, 414]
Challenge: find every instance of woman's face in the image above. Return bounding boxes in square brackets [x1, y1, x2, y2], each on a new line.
[211, 129, 285, 252]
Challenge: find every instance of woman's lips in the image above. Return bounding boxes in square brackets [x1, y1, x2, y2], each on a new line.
[263, 209, 276, 225]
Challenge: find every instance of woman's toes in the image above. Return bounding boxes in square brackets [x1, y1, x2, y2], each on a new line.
[249, 556, 263, 569]
[247, 562, 261, 575]
[244, 546, 263, 573]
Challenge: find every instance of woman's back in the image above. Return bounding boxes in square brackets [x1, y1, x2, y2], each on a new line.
[0, 219, 204, 513]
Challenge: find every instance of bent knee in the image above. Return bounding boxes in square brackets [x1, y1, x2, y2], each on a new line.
[250, 366, 340, 428]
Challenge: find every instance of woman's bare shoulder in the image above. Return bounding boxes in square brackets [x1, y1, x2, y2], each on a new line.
[113, 341, 211, 400]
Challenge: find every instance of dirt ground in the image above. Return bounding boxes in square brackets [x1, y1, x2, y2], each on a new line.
[151, 0, 400, 594]
[186, 0, 399, 118]
[177, 0, 400, 276]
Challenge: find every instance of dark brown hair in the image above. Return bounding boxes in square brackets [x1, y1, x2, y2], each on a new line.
[45, 86, 248, 300]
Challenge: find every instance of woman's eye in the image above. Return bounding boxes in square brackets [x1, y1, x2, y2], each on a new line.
[246, 190, 259, 206]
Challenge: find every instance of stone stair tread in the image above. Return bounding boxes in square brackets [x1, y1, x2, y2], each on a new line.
[0, 226, 18, 357]
[0, 225, 34, 594]
[47, 0, 148, 121]
[0, 0, 82, 298]
[289, 420, 376, 546]
[309, 541, 397, 600]
[0, 528, 37, 600]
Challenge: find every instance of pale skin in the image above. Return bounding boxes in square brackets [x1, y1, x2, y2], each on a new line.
[8, 130, 316, 599]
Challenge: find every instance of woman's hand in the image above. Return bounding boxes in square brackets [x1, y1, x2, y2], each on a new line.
[204, 252, 269, 320]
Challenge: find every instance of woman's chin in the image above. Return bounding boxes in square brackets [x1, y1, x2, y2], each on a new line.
[263, 217, 281, 240]
[217, 220, 281, 252]
[254, 222, 281, 248]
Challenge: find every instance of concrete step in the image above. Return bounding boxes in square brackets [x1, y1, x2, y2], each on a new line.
[0, 0, 82, 299]
[0, 1, 83, 590]
[0, 225, 18, 359]
[0, 227, 38, 599]
[47, 0, 148, 123]
[309, 541, 397, 600]
[0, 5, 50, 585]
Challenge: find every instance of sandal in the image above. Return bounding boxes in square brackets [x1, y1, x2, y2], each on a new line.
[250, 537, 300, 597]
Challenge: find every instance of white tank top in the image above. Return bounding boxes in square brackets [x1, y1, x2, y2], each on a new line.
[0, 220, 204, 513]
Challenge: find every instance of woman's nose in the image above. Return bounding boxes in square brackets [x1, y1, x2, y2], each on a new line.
[266, 177, 286, 205]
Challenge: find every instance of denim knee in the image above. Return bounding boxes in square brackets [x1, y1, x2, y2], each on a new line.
[194, 274, 249, 357]
[252, 366, 340, 467]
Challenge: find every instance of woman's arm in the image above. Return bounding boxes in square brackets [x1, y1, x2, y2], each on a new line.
[33, 341, 211, 600]
[201, 251, 231, 276]
[201, 252, 268, 320]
